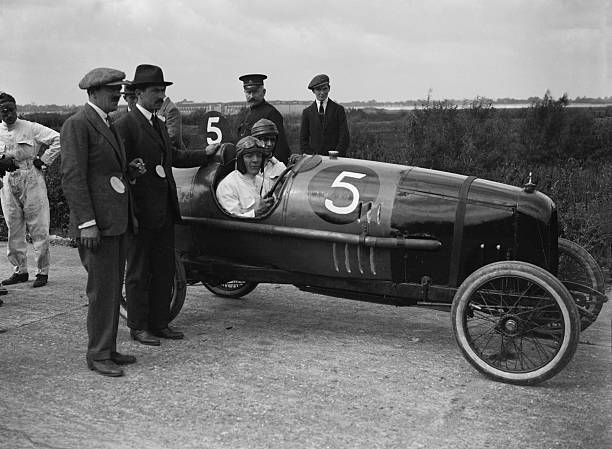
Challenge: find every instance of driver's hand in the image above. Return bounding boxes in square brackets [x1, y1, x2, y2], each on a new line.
[254, 197, 274, 217]
[79, 225, 101, 251]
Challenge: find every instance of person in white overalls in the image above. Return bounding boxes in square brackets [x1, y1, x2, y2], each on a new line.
[0, 92, 61, 288]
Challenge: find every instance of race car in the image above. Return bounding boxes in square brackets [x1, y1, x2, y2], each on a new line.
[122, 117, 607, 386]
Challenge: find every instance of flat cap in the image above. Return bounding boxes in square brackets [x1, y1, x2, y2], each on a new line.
[79, 67, 126, 90]
[0, 92, 16, 105]
[308, 74, 330, 90]
[239, 74, 267, 88]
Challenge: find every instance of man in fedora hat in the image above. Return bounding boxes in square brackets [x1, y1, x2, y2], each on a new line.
[300, 74, 350, 157]
[235, 74, 291, 164]
[114, 64, 214, 346]
[61, 67, 145, 377]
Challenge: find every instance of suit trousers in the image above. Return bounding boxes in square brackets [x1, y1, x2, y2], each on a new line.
[125, 221, 175, 331]
[78, 234, 126, 361]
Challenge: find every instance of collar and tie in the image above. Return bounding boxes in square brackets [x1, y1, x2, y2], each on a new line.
[318, 102, 325, 123]
[151, 112, 163, 138]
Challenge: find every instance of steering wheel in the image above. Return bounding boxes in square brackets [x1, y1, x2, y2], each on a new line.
[263, 165, 294, 199]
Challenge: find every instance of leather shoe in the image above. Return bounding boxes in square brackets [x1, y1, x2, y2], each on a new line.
[151, 327, 184, 340]
[130, 329, 161, 346]
[87, 359, 124, 377]
[111, 351, 136, 365]
[32, 274, 48, 288]
[2, 272, 28, 285]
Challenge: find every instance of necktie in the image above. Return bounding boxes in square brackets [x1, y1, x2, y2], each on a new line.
[152, 113, 163, 139]
[318, 103, 324, 123]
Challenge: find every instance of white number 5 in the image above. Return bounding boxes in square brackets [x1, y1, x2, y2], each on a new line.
[207, 117, 222, 144]
[324, 171, 366, 214]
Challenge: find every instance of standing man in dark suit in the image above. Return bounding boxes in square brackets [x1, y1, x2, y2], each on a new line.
[61, 67, 145, 377]
[114, 64, 212, 346]
[300, 74, 350, 157]
[235, 74, 291, 164]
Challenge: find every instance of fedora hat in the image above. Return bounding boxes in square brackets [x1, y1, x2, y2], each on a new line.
[132, 64, 173, 87]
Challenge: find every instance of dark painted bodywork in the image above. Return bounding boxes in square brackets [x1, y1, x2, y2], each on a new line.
[174, 154, 557, 306]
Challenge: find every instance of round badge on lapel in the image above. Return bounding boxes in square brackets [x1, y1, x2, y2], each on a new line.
[155, 164, 166, 178]
[110, 176, 126, 194]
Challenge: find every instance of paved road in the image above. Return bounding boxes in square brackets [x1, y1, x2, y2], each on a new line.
[0, 242, 610, 449]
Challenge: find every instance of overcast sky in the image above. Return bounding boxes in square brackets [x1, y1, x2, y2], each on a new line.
[1, 0, 610, 105]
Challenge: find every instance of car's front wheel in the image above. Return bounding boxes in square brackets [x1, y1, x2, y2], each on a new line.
[451, 261, 580, 386]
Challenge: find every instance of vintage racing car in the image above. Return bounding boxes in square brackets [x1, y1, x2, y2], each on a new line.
[122, 124, 607, 386]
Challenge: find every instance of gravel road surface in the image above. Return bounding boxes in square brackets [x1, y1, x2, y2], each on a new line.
[0, 242, 610, 449]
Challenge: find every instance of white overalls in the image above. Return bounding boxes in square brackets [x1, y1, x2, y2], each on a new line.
[0, 119, 60, 276]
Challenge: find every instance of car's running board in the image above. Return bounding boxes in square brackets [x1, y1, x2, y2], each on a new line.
[182, 217, 442, 251]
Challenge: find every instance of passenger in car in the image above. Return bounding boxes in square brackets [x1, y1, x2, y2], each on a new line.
[250, 118, 287, 194]
[216, 136, 274, 218]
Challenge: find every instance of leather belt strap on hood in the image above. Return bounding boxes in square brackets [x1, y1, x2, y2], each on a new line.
[449, 176, 477, 287]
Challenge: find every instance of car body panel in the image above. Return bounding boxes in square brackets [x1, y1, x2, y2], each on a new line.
[174, 154, 557, 298]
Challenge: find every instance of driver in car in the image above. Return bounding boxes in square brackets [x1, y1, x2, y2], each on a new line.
[250, 118, 287, 194]
[216, 136, 274, 218]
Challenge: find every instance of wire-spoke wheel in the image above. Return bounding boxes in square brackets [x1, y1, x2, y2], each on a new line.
[202, 280, 258, 299]
[451, 261, 580, 385]
[120, 252, 187, 323]
[557, 238, 606, 331]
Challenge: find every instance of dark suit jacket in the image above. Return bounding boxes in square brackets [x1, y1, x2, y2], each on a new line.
[60, 104, 132, 239]
[300, 99, 350, 157]
[236, 100, 291, 164]
[114, 107, 208, 230]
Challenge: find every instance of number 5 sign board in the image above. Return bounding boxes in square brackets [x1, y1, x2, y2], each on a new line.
[308, 165, 380, 225]
[201, 111, 232, 145]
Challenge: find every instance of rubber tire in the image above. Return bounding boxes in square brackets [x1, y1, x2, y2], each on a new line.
[202, 280, 258, 298]
[120, 253, 187, 323]
[557, 238, 606, 330]
[451, 261, 580, 386]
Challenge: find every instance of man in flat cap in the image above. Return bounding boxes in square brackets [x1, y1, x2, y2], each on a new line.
[61, 67, 145, 377]
[300, 74, 350, 157]
[0, 91, 61, 289]
[114, 64, 214, 346]
[235, 74, 291, 164]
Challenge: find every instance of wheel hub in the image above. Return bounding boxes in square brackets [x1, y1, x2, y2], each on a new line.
[498, 315, 522, 337]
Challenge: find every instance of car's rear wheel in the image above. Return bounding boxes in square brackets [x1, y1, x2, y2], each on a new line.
[451, 261, 580, 386]
[202, 280, 258, 298]
[120, 252, 187, 323]
[557, 238, 606, 331]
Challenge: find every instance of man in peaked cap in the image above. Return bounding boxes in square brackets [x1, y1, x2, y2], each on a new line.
[114, 64, 214, 347]
[0, 90, 61, 290]
[61, 67, 145, 377]
[300, 74, 350, 157]
[235, 73, 291, 164]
